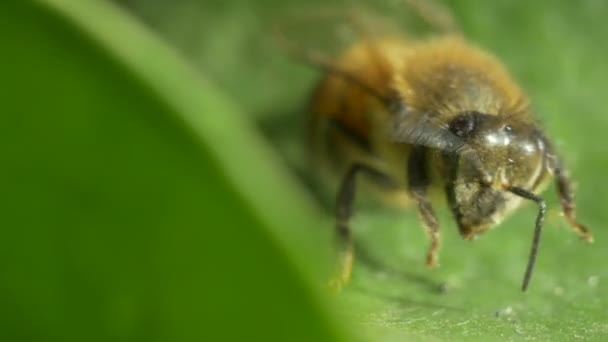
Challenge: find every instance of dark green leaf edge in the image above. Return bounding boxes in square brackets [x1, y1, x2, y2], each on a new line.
[33, 0, 345, 338]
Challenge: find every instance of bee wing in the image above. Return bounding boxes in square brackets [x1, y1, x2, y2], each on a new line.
[273, 6, 405, 63]
[391, 104, 467, 153]
[274, 3, 466, 153]
[272, 6, 409, 102]
[272, 0, 460, 69]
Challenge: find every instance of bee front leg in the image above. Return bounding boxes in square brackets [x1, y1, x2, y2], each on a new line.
[555, 166, 593, 243]
[411, 193, 441, 268]
[331, 163, 395, 290]
[408, 147, 441, 268]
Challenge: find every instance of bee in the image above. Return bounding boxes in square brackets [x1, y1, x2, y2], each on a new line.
[277, 0, 593, 291]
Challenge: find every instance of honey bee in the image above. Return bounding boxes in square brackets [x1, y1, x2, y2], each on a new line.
[277, 1, 593, 291]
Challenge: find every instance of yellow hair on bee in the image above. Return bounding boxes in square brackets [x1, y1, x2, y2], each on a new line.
[393, 37, 530, 120]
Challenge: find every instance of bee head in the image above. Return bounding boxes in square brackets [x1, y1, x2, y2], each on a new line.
[444, 111, 548, 239]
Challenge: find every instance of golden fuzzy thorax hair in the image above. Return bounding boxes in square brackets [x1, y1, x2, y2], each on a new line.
[392, 37, 530, 120]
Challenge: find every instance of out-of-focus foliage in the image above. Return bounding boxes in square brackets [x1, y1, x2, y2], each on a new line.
[0, 1, 342, 341]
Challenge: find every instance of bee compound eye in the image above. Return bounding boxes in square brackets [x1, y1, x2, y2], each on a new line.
[449, 112, 478, 138]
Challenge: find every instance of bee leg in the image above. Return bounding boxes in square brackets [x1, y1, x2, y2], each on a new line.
[330, 163, 395, 291]
[407, 147, 441, 267]
[555, 167, 593, 243]
[412, 193, 441, 268]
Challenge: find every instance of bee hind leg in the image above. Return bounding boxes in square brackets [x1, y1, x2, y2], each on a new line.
[329, 163, 396, 291]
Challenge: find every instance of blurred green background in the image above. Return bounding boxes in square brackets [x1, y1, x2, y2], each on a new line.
[1, 0, 607, 341]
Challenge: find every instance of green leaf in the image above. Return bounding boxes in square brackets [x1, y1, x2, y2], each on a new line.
[0, 1, 345, 341]
[116, 0, 608, 340]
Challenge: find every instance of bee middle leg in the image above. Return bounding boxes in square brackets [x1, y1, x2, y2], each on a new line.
[332, 162, 397, 289]
[408, 147, 441, 268]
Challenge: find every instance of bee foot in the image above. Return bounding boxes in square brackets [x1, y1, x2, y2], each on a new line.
[581, 233, 594, 243]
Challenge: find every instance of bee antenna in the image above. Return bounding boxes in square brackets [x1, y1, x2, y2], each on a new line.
[504, 186, 547, 292]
